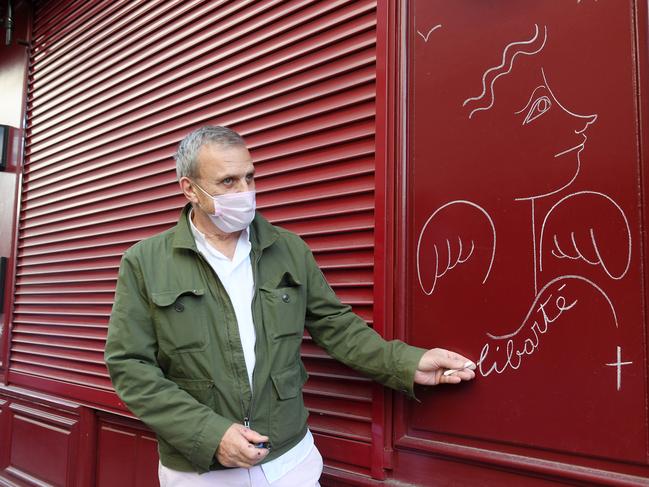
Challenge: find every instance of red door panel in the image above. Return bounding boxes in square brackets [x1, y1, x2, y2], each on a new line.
[400, 0, 647, 476]
[96, 417, 160, 487]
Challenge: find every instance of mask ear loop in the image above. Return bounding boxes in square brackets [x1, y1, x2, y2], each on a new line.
[191, 180, 222, 216]
[191, 180, 211, 197]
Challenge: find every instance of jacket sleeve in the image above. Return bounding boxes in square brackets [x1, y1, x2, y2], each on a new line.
[104, 251, 232, 473]
[302, 245, 426, 398]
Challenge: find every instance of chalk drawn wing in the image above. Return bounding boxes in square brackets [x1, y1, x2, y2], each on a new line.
[539, 191, 631, 279]
[417, 200, 496, 295]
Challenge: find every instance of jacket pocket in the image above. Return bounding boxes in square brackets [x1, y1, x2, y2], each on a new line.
[270, 363, 309, 447]
[151, 288, 209, 354]
[168, 376, 215, 409]
[260, 271, 306, 340]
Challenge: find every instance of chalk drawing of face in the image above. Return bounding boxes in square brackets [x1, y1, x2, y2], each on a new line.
[463, 25, 598, 200]
[513, 68, 598, 199]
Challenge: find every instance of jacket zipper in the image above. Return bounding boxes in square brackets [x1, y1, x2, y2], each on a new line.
[194, 239, 264, 435]
[195, 250, 255, 430]
[244, 248, 263, 430]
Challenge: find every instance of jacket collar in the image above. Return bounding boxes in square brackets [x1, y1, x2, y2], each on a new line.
[172, 203, 278, 253]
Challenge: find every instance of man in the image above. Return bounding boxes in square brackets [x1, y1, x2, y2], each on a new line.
[105, 126, 475, 486]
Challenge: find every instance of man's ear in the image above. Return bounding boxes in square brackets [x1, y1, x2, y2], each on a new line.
[179, 177, 199, 204]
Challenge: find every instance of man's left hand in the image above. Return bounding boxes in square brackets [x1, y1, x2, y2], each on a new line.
[414, 348, 476, 386]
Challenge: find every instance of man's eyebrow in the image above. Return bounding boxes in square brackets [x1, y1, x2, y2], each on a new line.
[514, 84, 547, 115]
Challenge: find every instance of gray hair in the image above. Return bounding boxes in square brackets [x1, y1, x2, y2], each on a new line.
[174, 126, 246, 180]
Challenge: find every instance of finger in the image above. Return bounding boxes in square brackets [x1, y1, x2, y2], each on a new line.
[241, 427, 269, 444]
[455, 368, 476, 380]
[436, 354, 472, 370]
[251, 446, 270, 465]
[218, 424, 267, 467]
[440, 373, 462, 384]
[443, 366, 476, 379]
[227, 447, 260, 468]
[442, 368, 475, 382]
[240, 443, 270, 464]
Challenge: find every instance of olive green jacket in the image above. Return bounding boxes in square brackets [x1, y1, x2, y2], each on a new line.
[104, 204, 426, 473]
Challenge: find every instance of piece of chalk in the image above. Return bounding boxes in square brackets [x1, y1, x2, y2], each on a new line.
[443, 361, 477, 376]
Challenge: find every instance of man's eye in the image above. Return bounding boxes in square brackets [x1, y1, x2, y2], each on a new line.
[246, 174, 254, 181]
[523, 96, 551, 125]
[222, 178, 233, 185]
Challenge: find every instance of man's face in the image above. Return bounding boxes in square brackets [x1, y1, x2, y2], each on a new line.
[195, 143, 255, 196]
[181, 142, 255, 213]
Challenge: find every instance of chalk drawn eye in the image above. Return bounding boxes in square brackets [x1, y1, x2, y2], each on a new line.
[523, 96, 551, 125]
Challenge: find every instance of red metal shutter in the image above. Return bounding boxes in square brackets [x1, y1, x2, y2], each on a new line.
[15, 0, 378, 476]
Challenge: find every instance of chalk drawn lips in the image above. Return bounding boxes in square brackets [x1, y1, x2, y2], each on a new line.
[554, 133, 588, 158]
[553, 110, 597, 159]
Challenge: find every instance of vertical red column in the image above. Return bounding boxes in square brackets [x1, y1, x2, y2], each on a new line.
[0, 0, 31, 384]
[373, 0, 404, 480]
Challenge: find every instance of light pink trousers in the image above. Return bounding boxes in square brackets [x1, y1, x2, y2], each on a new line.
[158, 446, 322, 486]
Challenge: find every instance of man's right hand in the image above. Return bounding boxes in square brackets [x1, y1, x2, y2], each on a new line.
[216, 423, 270, 468]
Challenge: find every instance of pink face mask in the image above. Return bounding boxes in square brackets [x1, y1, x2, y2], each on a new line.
[193, 183, 256, 233]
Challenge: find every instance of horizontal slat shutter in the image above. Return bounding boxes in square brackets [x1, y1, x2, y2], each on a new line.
[17, 0, 378, 476]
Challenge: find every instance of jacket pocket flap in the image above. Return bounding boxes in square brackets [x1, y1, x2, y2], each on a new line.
[168, 376, 214, 391]
[151, 288, 205, 307]
[271, 366, 303, 400]
[261, 271, 302, 291]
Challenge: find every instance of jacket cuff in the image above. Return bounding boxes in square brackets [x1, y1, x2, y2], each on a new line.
[190, 414, 234, 473]
[398, 346, 427, 400]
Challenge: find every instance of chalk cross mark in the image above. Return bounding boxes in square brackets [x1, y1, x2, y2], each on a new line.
[605, 346, 632, 391]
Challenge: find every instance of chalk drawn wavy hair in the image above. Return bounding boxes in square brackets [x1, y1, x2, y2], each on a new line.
[463, 24, 548, 119]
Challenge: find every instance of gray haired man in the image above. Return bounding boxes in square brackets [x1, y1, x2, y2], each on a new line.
[105, 126, 476, 486]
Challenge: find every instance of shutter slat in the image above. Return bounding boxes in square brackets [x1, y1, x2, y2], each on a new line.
[11, 363, 112, 389]
[13, 325, 106, 340]
[18, 246, 130, 265]
[13, 315, 107, 326]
